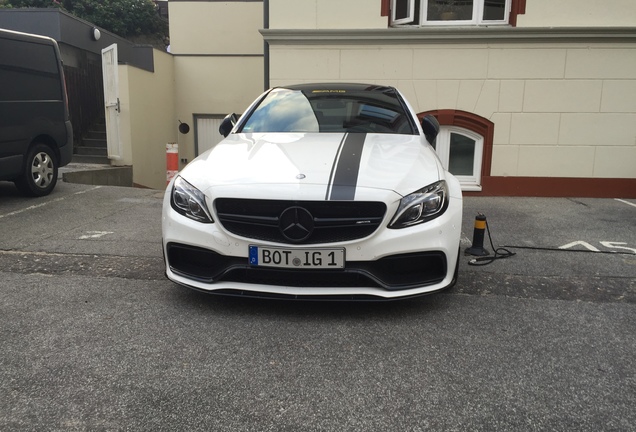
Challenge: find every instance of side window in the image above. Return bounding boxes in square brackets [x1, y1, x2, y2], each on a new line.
[390, 0, 519, 26]
[392, 0, 415, 25]
[0, 38, 61, 101]
[434, 127, 483, 191]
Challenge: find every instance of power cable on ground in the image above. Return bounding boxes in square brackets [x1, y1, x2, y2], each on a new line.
[468, 219, 516, 266]
[500, 245, 635, 256]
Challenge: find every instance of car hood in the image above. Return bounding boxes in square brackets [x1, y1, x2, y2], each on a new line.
[182, 133, 442, 200]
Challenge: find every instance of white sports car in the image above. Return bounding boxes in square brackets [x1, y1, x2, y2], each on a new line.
[162, 83, 462, 300]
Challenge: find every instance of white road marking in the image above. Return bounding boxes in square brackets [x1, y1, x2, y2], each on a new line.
[615, 198, 636, 208]
[558, 241, 636, 254]
[79, 231, 114, 239]
[558, 241, 600, 252]
[600, 241, 636, 254]
[0, 186, 101, 220]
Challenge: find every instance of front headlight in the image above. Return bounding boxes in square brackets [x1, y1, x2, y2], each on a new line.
[170, 176, 214, 223]
[389, 180, 448, 229]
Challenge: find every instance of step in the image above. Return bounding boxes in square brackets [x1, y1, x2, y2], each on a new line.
[85, 130, 107, 140]
[76, 146, 107, 156]
[71, 154, 111, 165]
[81, 137, 107, 148]
[62, 164, 133, 187]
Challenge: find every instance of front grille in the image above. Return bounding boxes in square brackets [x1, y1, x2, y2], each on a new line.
[214, 199, 387, 245]
[167, 242, 447, 290]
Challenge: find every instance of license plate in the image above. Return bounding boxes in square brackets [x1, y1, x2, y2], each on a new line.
[249, 245, 345, 269]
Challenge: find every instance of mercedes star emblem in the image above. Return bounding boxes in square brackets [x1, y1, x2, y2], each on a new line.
[279, 206, 314, 242]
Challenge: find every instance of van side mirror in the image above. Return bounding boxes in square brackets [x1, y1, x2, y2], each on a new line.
[219, 113, 239, 137]
[421, 114, 440, 145]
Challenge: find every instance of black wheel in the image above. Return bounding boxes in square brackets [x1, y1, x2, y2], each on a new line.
[15, 143, 58, 197]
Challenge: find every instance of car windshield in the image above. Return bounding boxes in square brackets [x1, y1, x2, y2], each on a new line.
[239, 87, 417, 135]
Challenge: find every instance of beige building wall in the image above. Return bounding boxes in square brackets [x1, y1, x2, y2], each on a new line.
[173, 56, 264, 165]
[117, 50, 177, 189]
[268, 0, 636, 29]
[169, 1, 264, 54]
[517, 0, 636, 28]
[158, 0, 635, 193]
[270, 0, 386, 30]
[169, 0, 265, 169]
[267, 40, 636, 179]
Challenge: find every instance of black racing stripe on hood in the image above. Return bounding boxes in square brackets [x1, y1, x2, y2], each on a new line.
[326, 133, 367, 201]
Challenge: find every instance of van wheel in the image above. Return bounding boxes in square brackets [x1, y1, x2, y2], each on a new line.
[15, 143, 58, 197]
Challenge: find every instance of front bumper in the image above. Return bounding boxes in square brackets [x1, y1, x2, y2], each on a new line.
[162, 194, 462, 300]
[167, 242, 447, 289]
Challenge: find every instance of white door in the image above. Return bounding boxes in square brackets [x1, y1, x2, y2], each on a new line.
[101, 44, 122, 160]
[195, 116, 225, 156]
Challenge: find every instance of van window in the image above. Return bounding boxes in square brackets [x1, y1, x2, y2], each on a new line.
[0, 39, 62, 101]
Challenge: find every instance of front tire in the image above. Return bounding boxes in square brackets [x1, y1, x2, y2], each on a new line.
[15, 143, 58, 197]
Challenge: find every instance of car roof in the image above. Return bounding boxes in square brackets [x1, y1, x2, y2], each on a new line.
[281, 83, 397, 93]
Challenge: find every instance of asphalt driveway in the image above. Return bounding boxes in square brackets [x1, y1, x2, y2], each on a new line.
[0, 181, 634, 431]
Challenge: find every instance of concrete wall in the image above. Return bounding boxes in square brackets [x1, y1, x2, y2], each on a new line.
[267, 39, 636, 179]
[118, 50, 177, 189]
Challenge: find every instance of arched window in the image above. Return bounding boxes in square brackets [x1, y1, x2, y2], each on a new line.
[418, 109, 493, 193]
[433, 127, 483, 191]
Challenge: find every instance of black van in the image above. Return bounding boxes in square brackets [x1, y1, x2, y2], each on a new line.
[0, 28, 73, 196]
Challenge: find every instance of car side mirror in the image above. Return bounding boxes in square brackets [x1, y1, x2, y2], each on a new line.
[421, 114, 440, 145]
[219, 113, 239, 137]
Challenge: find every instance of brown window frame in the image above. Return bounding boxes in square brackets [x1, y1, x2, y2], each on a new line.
[417, 109, 494, 181]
